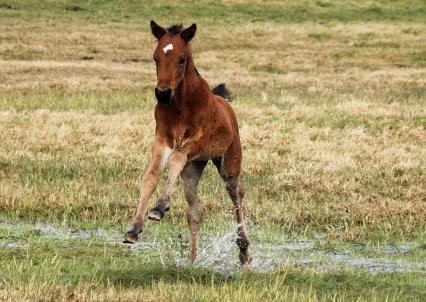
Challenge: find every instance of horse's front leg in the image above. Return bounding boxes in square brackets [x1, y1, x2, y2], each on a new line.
[148, 149, 188, 221]
[123, 139, 167, 243]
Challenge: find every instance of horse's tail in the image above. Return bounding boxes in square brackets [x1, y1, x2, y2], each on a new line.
[212, 83, 232, 102]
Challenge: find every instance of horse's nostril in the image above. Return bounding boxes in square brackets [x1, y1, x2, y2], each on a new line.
[155, 88, 172, 104]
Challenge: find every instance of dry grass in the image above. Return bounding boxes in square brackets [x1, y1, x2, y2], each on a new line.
[0, 16, 425, 239]
[0, 98, 424, 238]
[0, 22, 425, 95]
[1, 1, 426, 300]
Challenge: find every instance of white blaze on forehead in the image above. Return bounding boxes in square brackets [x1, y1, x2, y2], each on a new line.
[163, 43, 174, 54]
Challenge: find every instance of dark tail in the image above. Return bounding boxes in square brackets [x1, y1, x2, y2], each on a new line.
[212, 83, 232, 102]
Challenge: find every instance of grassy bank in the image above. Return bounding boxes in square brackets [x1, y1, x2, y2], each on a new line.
[0, 0, 425, 301]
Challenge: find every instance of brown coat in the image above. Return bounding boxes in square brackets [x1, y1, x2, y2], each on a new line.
[124, 21, 250, 265]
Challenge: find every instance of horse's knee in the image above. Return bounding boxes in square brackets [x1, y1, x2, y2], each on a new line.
[141, 171, 159, 189]
[238, 180, 245, 199]
[168, 150, 187, 168]
[225, 178, 237, 192]
[186, 203, 203, 225]
[184, 188, 197, 204]
[226, 178, 244, 201]
[182, 174, 198, 199]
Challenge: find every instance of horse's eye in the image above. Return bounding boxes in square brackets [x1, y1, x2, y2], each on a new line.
[179, 57, 186, 65]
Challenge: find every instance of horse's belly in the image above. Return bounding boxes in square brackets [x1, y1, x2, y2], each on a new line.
[191, 144, 227, 161]
[192, 156, 211, 161]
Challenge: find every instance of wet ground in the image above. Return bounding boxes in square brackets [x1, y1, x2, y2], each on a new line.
[1, 219, 425, 276]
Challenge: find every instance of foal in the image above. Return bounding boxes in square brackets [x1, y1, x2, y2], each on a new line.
[123, 21, 251, 265]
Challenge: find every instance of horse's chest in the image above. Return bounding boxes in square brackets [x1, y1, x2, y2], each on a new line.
[168, 118, 200, 148]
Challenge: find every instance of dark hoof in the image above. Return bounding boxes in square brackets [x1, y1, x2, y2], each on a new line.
[236, 237, 250, 250]
[148, 202, 169, 221]
[236, 237, 251, 265]
[123, 231, 138, 244]
[239, 252, 252, 266]
[147, 210, 163, 221]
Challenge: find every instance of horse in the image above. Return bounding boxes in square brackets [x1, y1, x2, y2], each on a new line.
[123, 21, 251, 265]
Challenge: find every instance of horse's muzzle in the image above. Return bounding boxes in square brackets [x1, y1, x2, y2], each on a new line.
[155, 88, 172, 104]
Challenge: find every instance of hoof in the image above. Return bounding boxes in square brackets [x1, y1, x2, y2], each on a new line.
[147, 209, 163, 221]
[123, 231, 138, 244]
[236, 237, 251, 265]
[147, 202, 169, 221]
[239, 252, 252, 266]
[236, 237, 250, 250]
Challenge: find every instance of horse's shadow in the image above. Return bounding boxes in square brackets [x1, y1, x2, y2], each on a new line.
[100, 263, 231, 288]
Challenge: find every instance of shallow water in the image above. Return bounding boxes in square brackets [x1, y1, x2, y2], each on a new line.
[193, 228, 426, 275]
[0, 219, 120, 241]
[0, 219, 425, 275]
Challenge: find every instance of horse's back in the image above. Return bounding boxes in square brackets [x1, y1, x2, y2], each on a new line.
[212, 94, 239, 132]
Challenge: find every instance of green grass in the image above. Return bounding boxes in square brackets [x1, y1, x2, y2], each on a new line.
[1, 223, 425, 301]
[0, 0, 425, 24]
[0, 90, 153, 113]
[1, 0, 426, 300]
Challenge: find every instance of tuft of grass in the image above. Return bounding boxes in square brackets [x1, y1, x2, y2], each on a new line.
[307, 32, 332, 40]
[251, 63, 288, 75]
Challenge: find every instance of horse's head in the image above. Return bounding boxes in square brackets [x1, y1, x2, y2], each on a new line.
[150, 20, 197, 104]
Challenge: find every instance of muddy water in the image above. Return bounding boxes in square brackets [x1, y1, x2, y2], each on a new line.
[0, 219, 425, 275]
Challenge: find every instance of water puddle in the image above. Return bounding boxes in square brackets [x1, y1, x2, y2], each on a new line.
[0, 241, 26, 248]
[0, 219, 425, 276]
[251, 243, 425, 274]
[0, 220, 120, 241]
[191, 228, 426, 275]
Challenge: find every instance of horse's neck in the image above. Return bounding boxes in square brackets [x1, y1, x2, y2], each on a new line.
[173, 57, 207, 107]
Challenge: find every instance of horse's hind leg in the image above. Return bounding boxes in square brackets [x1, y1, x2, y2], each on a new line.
[225, 176, 251, 265]
[180, 160, 207, 263]
[213, 148, 251, 265]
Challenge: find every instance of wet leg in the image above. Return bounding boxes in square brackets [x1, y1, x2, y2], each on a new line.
[181, 161, 207, 263]
[213, 153, 251, 265]
[123, 142, 167, 243]
[226, 177, 251, 265]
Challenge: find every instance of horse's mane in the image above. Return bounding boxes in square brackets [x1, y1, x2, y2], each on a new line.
[167, 24, 183, 35]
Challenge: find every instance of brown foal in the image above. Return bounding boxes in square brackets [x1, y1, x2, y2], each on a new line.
[123, 21, 251, 265]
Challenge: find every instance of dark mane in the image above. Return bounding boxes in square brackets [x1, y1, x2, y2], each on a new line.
[167, 24, 183, 35]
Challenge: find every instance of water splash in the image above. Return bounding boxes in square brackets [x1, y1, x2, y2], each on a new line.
[194, 227, 240, 276]
[1, 219, 425, 275]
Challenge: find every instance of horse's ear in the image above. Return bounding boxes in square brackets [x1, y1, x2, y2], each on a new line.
[180, 23, 197, 43]
[150, 20, 166, 40]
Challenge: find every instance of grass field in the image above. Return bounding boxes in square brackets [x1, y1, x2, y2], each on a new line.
[0, 0, 425, 301]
